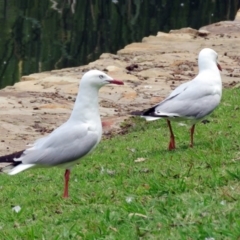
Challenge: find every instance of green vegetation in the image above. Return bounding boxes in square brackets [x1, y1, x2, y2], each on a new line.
[1, 88, 240, 239]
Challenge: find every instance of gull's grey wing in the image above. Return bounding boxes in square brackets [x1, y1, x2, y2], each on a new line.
[142, 81, 191, 116]
[156, 93, 220, 119]
[18, 122, 99, 166]
[165, 81, 191, 100]
[154, 82, 221, 119]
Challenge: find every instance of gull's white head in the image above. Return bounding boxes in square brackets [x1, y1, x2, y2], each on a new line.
[198, 48, 222, 72]
[80, 70, 124, 89]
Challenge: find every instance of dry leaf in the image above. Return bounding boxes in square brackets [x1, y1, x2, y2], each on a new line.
[109, 226, 118, 232]
[128, 213, 148, 218]
[134, 157, 146, 163]
[12, 205, 21, 213]
[125, 196, 134, 203]
[127, 147, 136, 153]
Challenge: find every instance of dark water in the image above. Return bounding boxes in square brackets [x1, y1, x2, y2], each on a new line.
[0, 0, 239, 88]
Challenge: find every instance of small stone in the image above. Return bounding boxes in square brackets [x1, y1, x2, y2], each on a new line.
[170, 27, 198, 35]
[105, 66, 122, 72]
[198, 29, 210, 37]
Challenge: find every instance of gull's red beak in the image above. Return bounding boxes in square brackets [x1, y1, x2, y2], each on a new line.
[108, 80, 124, 85]
[217, 63, 222, 71]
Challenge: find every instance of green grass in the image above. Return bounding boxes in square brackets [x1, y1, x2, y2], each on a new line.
[1, 88, 240, 239]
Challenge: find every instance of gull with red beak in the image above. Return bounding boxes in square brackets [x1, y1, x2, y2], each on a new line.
[141, 48, 222, 150]
[0, 70, 124, 198]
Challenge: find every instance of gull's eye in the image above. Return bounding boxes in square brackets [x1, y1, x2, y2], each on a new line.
[99, 75, 104, 79]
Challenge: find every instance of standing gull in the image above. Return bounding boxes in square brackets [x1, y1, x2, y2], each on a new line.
[140, 48, 222, 150]
[0, 70, 124, 198]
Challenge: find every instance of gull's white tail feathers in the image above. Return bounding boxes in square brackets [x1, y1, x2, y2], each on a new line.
[2, 164, 35, 175]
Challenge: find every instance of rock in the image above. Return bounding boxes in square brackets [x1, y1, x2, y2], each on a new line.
[235, 9, 240, 21]
[198, 29, 210, 37]
[105, 66, 122, 72]
[21, 73, 51, 81]
[100, 53, 119, 59]
[169, 27, 198, 35]
[122, 90, 137, 100]
[138, 69, 172, 79]
[156, 32, 170, 38]
[150, 96, 164, 104]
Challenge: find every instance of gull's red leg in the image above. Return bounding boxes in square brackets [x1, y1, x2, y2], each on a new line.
[167, 120, 176, 150]
[63, 169, 70, 198]
[190, 124, 195, 148]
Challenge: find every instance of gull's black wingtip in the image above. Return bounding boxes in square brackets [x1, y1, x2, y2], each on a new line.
[0, 150, 24, 163]
[130, 107, 158, 117]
